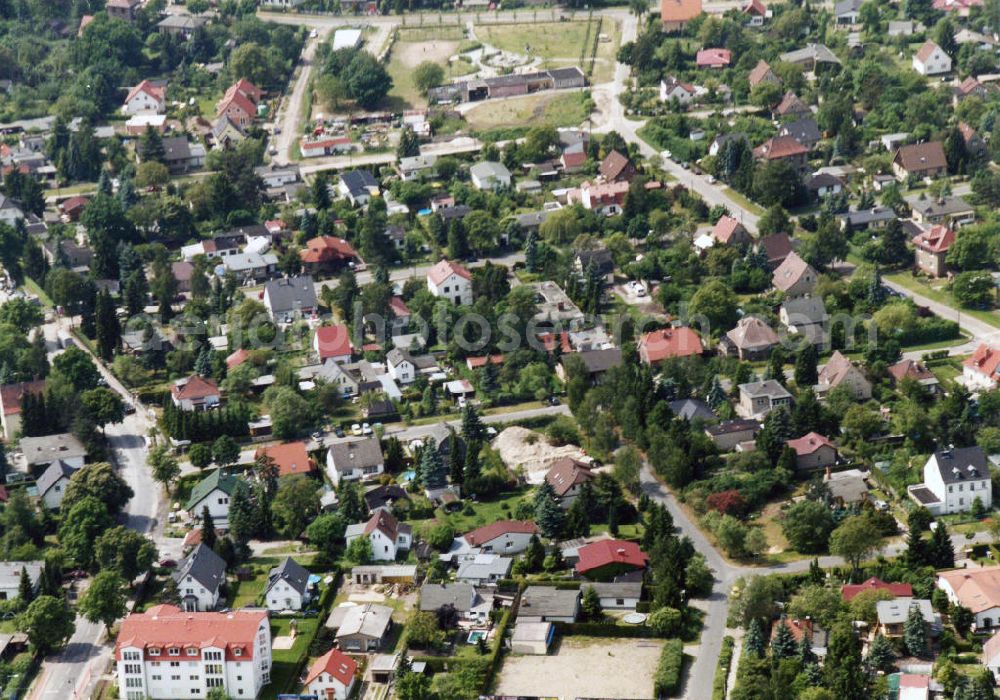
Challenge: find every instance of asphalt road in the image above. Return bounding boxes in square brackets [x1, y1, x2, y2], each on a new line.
[29, 320, 168, 700]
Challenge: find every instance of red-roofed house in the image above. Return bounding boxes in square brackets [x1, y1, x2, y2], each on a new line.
[537, 331, 573, 355]
[964, 343, 1000, 390]
[466, 354, 505, 370]
[712, 215, 751, 246]
[427, 259, 473, 305]
[59, 196, 89, 222]
[463, 520, 539, 554]
[226, 348, 250, 370]
[753, 135, 809, 171]
[913, 40, 952, 76]
[545, 457, 594, 505]
[841, 576, 914, 601]
[913, 224, 955, 277]
[786, 432, 838, 471]
[696, 48, 732, 68]
[216, 89, 256, 129]
[313, 324, 353, 363]
[575, 539, 649, 580]
[938, 565, 1000, 630]
[0, 380, 46, 438]
[78, 14, 95, 36]
[123, 79, 166, 116]
[574, 180, 631, 215]
[661, 0, 703, 31]
[638, 327, 704, 365]
[598, 150, 637, 183]
[114, 605, 271, 699]
[226, 78, 263, 105]
[170, 375, 221, 411]
[743, 0, 769, 25]
[305, 648, 358, 700]
[748, 59, 780, 88]
[346, 510, 413, 561]
[255, 442, 315, 478]
[300, 236, 358, 275]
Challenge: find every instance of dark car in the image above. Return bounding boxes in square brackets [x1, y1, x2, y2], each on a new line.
[157, 559, 177, 569]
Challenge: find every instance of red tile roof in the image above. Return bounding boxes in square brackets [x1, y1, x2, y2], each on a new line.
[660, 0, 703, 22]
[915, 40, 942, 62]
[464, 520, 538, 547]
[696, 48, 732, 67]
[390, 296, 410, 318]
[575, 539, 649, 575]
[712, 215, 747, 245]
[125, 79, 165, 105]
[545, 458, 593, 497]
[743, 0, 767, 14]
[114, 605, 267, 661]
[216, 90, 256, 120]
[314, 324, 353, 360]
[893, 141, 947, 173]
[305, 648, 357, 688]
[786, 432, 835, 456]
[300, 236, 358, 265]
[466, 354, 505, 369]
[841, 576, 914, 601]
[887, 359, 935, 384]
[60, 196, 89, 214]
[226, 79, 262, 105]
[769, 617, 815, 643]
[639, 327, 704, 364]
[0, 380, 46, 416]
[537, 331, 573, 354]
[599, 150, 633, 181]
[226, 348, 250, 370]
[963, 343, 1000, 381]
[754, 135, 808, 160]
[427, 259, 471, 286]
[255, 442, 314, 478]
[913, 224, 955, 253]
[748, 60, 776, 87]
[171, 375, 220, 401]
[363, 509, 407, 542]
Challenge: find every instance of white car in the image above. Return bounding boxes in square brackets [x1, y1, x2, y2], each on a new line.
[707, 175, 716, 184]
[351, 423, 362, 436]
[362, 423, 372, 435]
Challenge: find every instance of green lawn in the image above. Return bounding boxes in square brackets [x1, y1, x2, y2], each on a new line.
[884, 271, 1000, 330]
[477, 21, 600, 61]
[465, 91, 591, 130]
[721, 187, 765, 216]
[410, 488, 532, 535]
[23, 278, 53, 308]
[263, 616, 320, 700]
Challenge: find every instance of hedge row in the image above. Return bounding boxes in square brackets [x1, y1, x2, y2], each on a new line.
[712, 636, 735, 700]
[654, 639, 685, 698]
[553, 621, 660, 638]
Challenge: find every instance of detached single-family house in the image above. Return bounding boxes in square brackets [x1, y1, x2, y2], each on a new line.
[35, 460, 78, 510]
[456, 554, 513, 585]
[330, 603, 393, 652]
[470, 161, 512, 191]
[841, 576, 913, 601]
[779, 296, 829, 347]
[314, 324, 353, 363]
[326, 437, 384, 486]
[696, 48, 732, 68]
[940, 566, 1000, 631]
[426, 259, 473, 306]
[255, 441, 314, 479]
[773, 92, 811, 119]
[910, 196, 975, 228]
[19, 434, 87, 473]
[772, 251, 817, 298]
[264, 557, 312, 612]
[738, 380, 793, 419]
[909, 446, 992, 515]
[963, 343, 1000, 390]
[420, 583, 493, 623]
[575, 539, 649, 581]
[913, 225, 955, 277]
[544, 457, 594, 507]
[0, 380, 45, 438]
[338, 170, 379, 206]
[876, 598, 940, 639]
[660, 77, 698, 104]
[463, 520, 539, 554]
[786, 432, 839, 471]
[263, 275, 317, 320]
[712, 215, 751, 247]
[170, 375, 221, 411]
[705, 419, 760, 451]
[304, 649, 357, 700]
[742, 0, 770, 25]
[722, 316, 780, 361]
[599, 150, 637, 183]
[815, 351, 872, 400]
[660, 0, 703, 31]
[753, 135, 809, 172]
[185, 469, 240, 525]
[172, 544, 226, 612]
[346, 510, 412, 562]
[893, 141, 948, 181]
[123, 80, 165, 115]
[888, 359, 941, 395]
[748, 60, 780, 88]
[834, 0, 863, 24]
[300, 236, 358, 275]
[518, 586, 580, 624]
[588, 581, 643, 610]
[0, 562, 42, 601]
[638, 327, 704, 364]
[913, 40, 952, 75]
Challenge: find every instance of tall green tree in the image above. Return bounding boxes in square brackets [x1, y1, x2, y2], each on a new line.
[78, 570, 127, 631]
[18, 595, 75, 654]
[534, 481, 565, 539]
[419, 440, 447, 489]
[824, 622, 868, 699]
[903, 603, 927, 656]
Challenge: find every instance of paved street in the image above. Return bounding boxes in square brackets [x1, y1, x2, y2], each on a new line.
[29, 319, 169, 700]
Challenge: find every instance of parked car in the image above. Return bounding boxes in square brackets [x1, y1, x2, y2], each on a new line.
[351, 423, 362, 435]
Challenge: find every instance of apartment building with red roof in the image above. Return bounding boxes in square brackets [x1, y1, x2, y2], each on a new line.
[913, 224, 955, 278]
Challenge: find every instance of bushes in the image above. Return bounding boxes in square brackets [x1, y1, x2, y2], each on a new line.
[713, 636, 735, 700]
[654, 639, 685, 697]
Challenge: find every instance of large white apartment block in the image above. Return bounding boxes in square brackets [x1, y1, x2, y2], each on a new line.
[115, 605, 272, 700]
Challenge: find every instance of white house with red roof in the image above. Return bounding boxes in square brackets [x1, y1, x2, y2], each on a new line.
[114, 605, 272, 700]
[963, 343, 1000, 390]
[427, 259, 473, 306]
[313, 324, 353, 364]
[659, 76, 698, 104]
[938, 565, 1000, 630]
[463, 520, 539, 554]
[170, 375, 221, 411]
[984, 629, 1000, 679]
[304, 648, 357, 700]
[742, 0, 770, 25]
[216, 86, 257, 129]
[123, 80, 166, 116]
[712, 215, 752, 246]
[345, 510, 412, 561]
[913, 40, 951, 75]
[0, 379, 45, 438]
[638, 327, 704, 365]
[785, 432, 838, 471]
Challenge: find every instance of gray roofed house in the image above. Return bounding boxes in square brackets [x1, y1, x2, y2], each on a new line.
[470, 161, 512, 191]
[330, 602, 393, 651]
[738, 379, 793, 419]
[157, 13, 207, 37]
[338, 169, 379, 205]
[326, 437, 384, 486]
[265, 557, 312, 610]
[876, 597, 940, 636]
[515, 210, 551, 231]
[779, 117, 821, 150]
[839, 206, 896, 231]
[587, 581, 643, 609]
[172, 544, 226, 611]
[0, 561, 43, 600]
[888, 19, 915, 36]
[559, 347, 622, 383]
[263, 275, 318, 319]
[437, 204, 472, 222]
[668, 398, 718, 422]
[909, 195, 975, 227]
[779, 43, 841, 68]
[834, 0, 863, 23]
[420, 582, 479, 613]
[518, 586, 581, 623]
[19, 433, 87, 471]
[35, 460, 78, 510]
[456, 555, 512, 585]
[160, 136, 206, 173]
[779, 296, 829, 346]
[824, 468, 870, 504]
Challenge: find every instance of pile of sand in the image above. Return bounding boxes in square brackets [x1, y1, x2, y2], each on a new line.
[493, 426, 588, 484]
